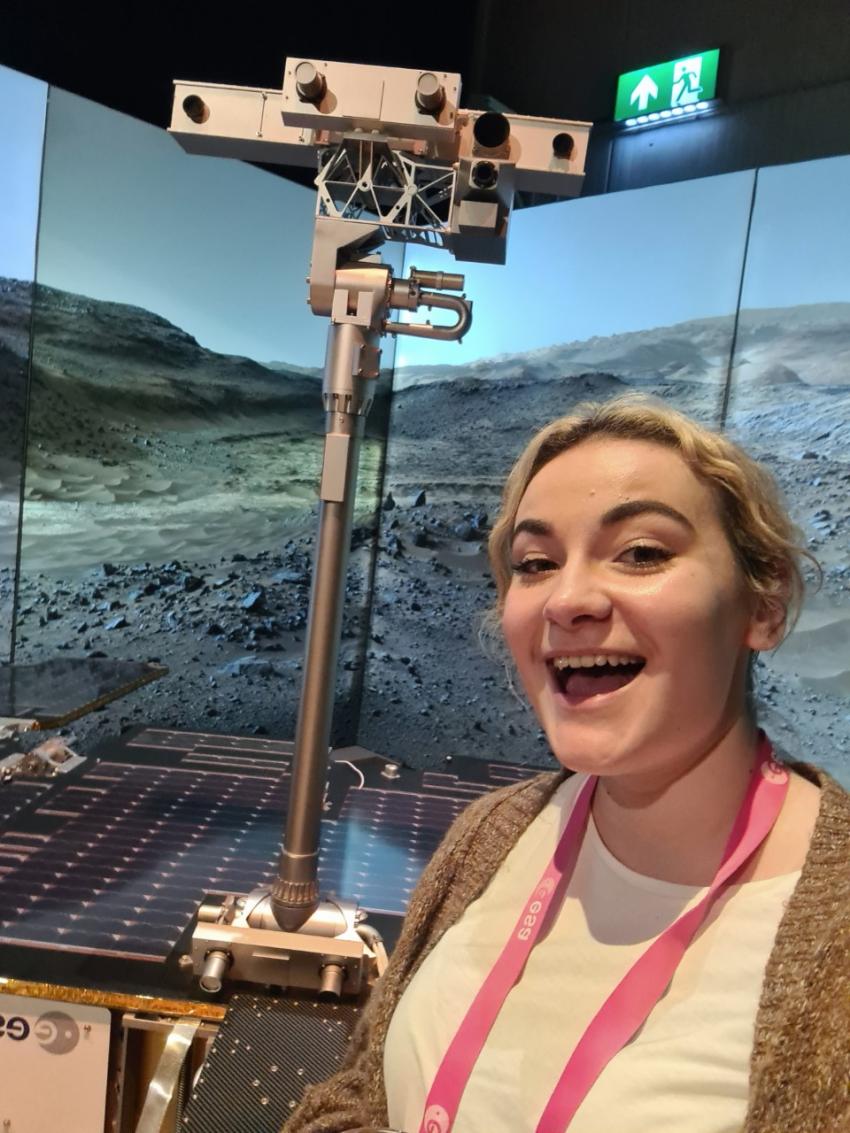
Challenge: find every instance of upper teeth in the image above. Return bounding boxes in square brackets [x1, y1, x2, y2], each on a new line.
[552, 655, 640, 669]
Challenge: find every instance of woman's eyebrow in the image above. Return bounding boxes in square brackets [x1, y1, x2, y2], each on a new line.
[511, 501, 694, 545]
[600, 499, 696, 532]
[511, 518, 553, 545]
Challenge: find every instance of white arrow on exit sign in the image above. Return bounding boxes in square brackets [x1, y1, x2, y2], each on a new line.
[629, 74, 659, 112]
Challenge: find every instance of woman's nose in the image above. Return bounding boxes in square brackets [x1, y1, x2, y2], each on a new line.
[542, 561, 613, 627]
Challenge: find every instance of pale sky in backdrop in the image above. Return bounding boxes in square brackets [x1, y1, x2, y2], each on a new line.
[393, 154, 850, 368]
[3, 63, 849, 370]
[0, 68, 46, 281]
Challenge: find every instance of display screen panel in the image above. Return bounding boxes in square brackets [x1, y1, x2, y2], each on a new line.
[724, 155, 850, 785]
[15, 86, 400, 749]
[359, 172, 756, 769]
[0, 67, 47, 663]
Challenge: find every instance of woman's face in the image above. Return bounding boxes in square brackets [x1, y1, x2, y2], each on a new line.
[501, 437, 779, 782]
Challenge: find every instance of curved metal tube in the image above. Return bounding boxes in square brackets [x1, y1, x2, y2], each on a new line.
[385, 290, 472, 342]
[135, 1018, 201, 1133]
[356, 922, 389, 977]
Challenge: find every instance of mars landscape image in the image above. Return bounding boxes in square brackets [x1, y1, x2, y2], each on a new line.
[2, 78, 848, 784]
[3, 280, 848, 784]
[360, 302, 850, 780]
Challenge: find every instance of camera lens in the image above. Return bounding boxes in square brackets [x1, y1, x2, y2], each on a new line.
[415, 72, 445, 112]
[182, 95, 209, 124]
[470, 160, 499, 190]
[295, 61, 326, 102]
[473, 112, 510, 150]
[552, 132, 575, 159]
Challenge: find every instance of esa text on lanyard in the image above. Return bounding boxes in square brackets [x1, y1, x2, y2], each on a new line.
[418, 736, 790, 1133]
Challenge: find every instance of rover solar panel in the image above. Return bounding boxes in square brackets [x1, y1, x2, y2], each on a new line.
[0, 727, 540, 961]
[0, 658, 165, 726]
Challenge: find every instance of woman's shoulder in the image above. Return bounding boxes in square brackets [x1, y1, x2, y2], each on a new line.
[781, 760, 850, 919]
[406, 766, 567, 914]
[786, 759, 850, 841]
[381, 767, 568, 982]
[748, 764, 824, 880]
[738, 757, 847, 889]
[449, 766, 568, 850]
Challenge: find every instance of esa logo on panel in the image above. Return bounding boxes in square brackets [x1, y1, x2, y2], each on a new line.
[0, 1010, 81, 1054]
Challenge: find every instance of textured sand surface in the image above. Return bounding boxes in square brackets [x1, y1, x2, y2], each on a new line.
[3, 284, 848, 785]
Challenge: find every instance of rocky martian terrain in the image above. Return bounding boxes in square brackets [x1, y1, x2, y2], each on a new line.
[1, 282, 848, 784]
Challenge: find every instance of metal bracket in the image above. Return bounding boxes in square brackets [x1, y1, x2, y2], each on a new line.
[134, 1017, 201, 1133]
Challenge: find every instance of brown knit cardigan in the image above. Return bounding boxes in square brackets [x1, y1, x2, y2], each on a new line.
[284, 763, 850, 1133]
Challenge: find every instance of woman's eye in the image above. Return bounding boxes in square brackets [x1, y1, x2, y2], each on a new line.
[511, 557, 556, 576]
[619, 544, 673, 568]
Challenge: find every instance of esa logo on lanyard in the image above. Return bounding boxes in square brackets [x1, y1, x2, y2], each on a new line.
[518, 878, 556, 941]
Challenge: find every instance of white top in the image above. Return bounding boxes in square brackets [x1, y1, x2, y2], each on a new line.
[384, 773, 800, 1133]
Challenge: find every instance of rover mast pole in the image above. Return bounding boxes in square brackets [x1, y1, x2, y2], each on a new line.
[270, 261, 387, 931]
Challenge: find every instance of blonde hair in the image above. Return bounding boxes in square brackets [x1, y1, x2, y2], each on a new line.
[487, 395, 818, 639]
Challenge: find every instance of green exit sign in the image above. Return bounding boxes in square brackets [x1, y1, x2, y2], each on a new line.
[614, 50, 720, 122]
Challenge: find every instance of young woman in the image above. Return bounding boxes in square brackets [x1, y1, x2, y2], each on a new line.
[284, 397, 850, 1133]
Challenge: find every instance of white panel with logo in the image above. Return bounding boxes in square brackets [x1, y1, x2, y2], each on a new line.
[0, 995, 110, 1131]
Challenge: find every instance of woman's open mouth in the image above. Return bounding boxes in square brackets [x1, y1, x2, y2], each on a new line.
[548, 655, 646, 705]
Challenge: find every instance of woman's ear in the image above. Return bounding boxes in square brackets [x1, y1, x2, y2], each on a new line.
[745, 591, 788, 653]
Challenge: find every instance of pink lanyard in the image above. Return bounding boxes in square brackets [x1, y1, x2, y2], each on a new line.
[418, 736, 790, 1133]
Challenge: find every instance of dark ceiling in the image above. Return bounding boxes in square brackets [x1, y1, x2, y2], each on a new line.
[3, 1, 489, 189]
[2, 2, 483, 133]
[5, 1, 849, 195]
[10, 1, 849, 131]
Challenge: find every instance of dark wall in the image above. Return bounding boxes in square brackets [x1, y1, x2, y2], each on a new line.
[6, 2, 847, 199]
[474, 0, 850, 193]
